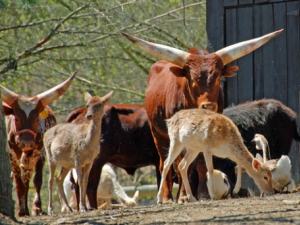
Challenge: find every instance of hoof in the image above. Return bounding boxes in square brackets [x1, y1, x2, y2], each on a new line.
[231, 192, 239, 198]
[162, 198, 174, 205]
[18, 208, 30, 217]
[32, 206, 47, 216]
[80, 206, 88, 212]
[178, 196, 188, 204]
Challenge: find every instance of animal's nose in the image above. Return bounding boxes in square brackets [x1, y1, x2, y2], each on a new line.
[86, 114, 93, 120]
[19, 141, 35, 151]
[200, 102, 218, 112]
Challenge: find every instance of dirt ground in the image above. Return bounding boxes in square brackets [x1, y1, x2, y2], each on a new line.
[1, 192, 300, 225]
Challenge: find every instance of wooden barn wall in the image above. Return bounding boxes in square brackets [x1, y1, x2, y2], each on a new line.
[206, 0, 300, 183]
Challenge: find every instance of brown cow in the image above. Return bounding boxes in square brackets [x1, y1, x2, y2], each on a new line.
[2, 71, 77, 217]
[66, 103, 160, 209]
[122, 29, 283, 203]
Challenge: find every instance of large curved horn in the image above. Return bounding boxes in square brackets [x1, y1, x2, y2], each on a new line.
[37, 70, 77, 106]
[0, 85, 19, 106]
[216, 29, 284, 66]
[121, 32, 190, 68]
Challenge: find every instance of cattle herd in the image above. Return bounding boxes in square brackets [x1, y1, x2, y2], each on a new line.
[3, 28, 299, 217]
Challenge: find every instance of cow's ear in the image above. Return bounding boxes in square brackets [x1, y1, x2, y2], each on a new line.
[2, 102, 13, 115]
[223, 66, 239, 77]
[170, 66, 186, 77]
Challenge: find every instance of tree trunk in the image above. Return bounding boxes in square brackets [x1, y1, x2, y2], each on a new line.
[0, 98, 15, 219]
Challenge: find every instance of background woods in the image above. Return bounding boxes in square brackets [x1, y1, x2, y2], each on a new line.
[0, 0, 207, 123]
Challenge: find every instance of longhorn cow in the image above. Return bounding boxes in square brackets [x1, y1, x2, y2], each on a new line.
[122, 29, 283, 203]
[2, 71, 77, 216]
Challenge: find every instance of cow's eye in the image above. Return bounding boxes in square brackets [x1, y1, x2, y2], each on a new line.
[264, 176, 268, 181]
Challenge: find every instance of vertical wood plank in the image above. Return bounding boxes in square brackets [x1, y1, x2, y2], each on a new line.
[206, 0, 224, 53]
[261, 4, 275, 99]
[236, 6, 253, 103]
[253, 5, 264, 100]
[225, 8, 238, 106]
[273, 2, 287, 104]
[287, 1, 300, 184]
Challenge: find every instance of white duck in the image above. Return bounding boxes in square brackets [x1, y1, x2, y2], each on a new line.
[252, 134, 292, 194]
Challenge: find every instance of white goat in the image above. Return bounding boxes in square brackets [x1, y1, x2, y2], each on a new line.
[44, 91, 113, 214]
[157, 108, 274, 204]
[252, 134, 293, 194]
[61, 164, 139, 212]
[206, 169, 231, 200]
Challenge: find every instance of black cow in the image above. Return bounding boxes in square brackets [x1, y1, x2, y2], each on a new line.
[193, 98, 300, 198]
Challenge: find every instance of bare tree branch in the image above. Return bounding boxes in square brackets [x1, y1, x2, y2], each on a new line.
[0, 4, 89, 74]
[89, 2, 205, 43]
[182, 0, 186, 27]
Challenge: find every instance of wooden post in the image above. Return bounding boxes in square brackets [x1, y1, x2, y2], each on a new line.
[0, 95, 15, 219]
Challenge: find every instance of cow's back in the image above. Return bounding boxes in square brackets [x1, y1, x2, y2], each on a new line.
[67, 104, 159, 172]
[223, 99, 298, 158]
[101, 105, 159, 171]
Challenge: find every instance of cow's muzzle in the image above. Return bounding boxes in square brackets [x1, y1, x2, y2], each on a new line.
[18, 140, 36, 151]
[15, 129, 37, 151]
[199, 102, 218, 112]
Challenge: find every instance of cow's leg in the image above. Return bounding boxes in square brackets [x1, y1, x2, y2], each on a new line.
[151, 126, 175, 204]
[86, 155, 106, 209]
[32, 151, 45, 216]
[195, 153, 209, 200]
[155, 165, 161, 190]
[14, 167, 30, 217]
[21, 163, 35, 217]
[9, 150, 30, 217]
[157, 137, 184, 204]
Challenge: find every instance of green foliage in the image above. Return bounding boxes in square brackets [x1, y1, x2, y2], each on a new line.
[0, 0, 207, 123]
